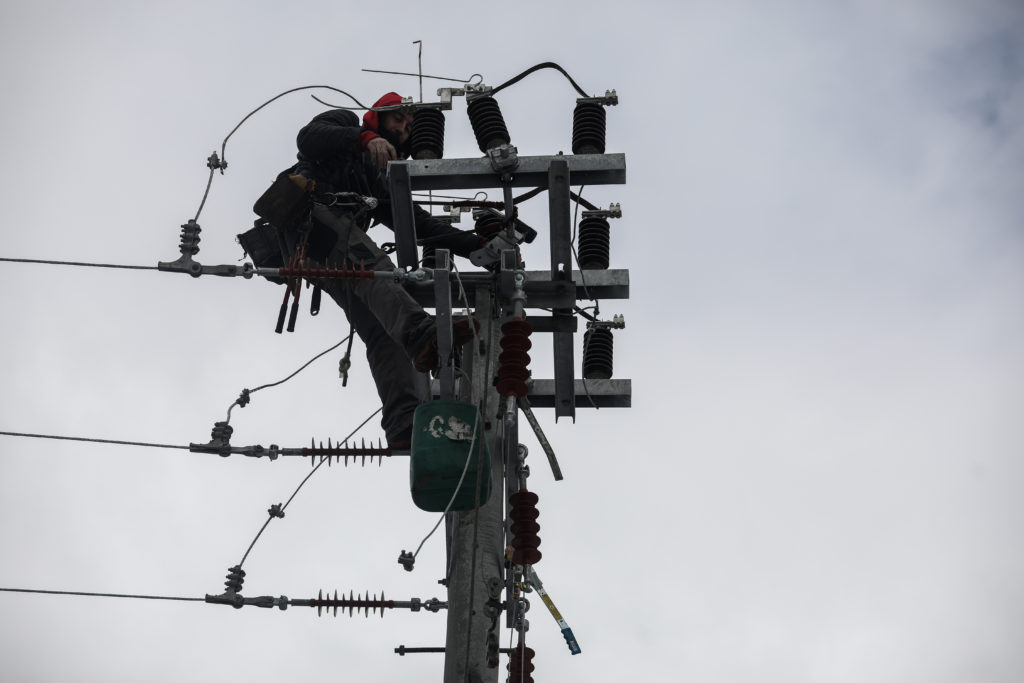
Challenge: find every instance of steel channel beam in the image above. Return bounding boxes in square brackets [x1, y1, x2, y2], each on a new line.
[548, 160, 575, 422]
[433, 249, 454, 400]
[430, 378, 632, 408]
[393, 153, 626, 192]
[527, 379, 632, 408]
[404, 269, 629, 309]
[387, 162, 420, 270]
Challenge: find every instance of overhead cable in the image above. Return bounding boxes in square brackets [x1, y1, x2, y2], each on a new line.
[0, 257, 156, 271]
[0, 587, 203, 602]
[0, 431, 188, 450]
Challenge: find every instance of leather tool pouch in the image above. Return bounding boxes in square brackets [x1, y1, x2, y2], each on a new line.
[253, 168, 310, 230]
[237, 218, 287, 285]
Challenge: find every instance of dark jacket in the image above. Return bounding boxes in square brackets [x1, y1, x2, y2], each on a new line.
[293, 104, 480, 258]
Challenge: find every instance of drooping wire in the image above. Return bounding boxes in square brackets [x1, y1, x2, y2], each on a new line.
[407, 405, 480, 565]
[225, 334, 353, 423]
[221, 86, 368, 158]
[490, 62, 589, 98]
[193, 85, 370, 221]
[0, 587, 203, 602]
[0, 257, 157, 271]
[236, 407, 382, 569]
[0, 431, 188, 450]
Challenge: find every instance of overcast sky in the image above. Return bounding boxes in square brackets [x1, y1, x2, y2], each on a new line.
[1, 1, 1022, 681]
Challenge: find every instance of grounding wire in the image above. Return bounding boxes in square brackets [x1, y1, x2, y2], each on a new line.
[409, 404, 480, 566]
[0, 257, 156, 271]
[225, 334, 353, 423]
[236, 406, 382, 569]
[0, 587, 204, 602]
[490, 61, 589, 98]
[0, 431, 187, 450]
[409, 264, 483, 568]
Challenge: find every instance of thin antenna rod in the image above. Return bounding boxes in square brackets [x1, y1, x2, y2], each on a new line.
[413, 40, 423, 103]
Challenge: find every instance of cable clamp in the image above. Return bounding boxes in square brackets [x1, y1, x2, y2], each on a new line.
[487, 143, 519, 174]
[576, 89, 618, 106]
[207, 151, 228, 173]
[582, 202, 622, 219]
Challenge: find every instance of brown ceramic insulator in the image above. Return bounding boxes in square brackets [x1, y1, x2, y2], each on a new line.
[497, 318, 533, 398]
[508, 489, 542, 565]
[507, 641, 536, 683]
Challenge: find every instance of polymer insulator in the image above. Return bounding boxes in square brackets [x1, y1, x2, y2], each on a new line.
[276, 261, 375, 281]
[507, 640, 536, 683]
[302, 437, 390, 467]
[572, 101, 607, 155]
[496, 319, 533, 398]
[467, 96, 511, 153]
[577, 216, 610, 269]
[309, 589, 394, 618]
[224, 565, 245, 594]
[509, 489, 541, 566]
[175, 219, 202, 257]
[410, 108, 445, 160]
[583, 327, 614, 380]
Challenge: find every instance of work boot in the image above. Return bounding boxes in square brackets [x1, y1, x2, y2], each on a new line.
[413, 317, 480, 373]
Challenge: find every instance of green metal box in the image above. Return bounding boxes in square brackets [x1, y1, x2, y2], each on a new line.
[410, 400, 491, 512]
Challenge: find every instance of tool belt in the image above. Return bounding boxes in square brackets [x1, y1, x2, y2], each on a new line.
[239, 167, 379, 279]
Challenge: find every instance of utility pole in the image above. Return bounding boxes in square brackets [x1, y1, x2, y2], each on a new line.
[391, 94, 628, 683]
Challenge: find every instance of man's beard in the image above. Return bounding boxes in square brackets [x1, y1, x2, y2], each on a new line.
[379, 127, 402, 147]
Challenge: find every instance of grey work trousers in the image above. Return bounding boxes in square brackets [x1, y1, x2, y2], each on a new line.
[303, 203, 434, 443]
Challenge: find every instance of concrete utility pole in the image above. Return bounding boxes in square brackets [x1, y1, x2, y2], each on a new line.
[393, 148, 628, 682]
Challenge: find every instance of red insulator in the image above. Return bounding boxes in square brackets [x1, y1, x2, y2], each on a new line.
[277, 261, 376, 280]
[508, 489, 541, 565]
[507, 640, 535, 683]
[309, 589, 394, 618]
[496, 319, 532, 398]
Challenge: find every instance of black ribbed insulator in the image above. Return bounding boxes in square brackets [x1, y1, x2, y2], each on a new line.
[507, 641, 536, 683]
[467, 96, 511, 152]
[474, 212, 504, 237]
[578, 216, 610, 269]
[224, 565, 245, 594]
[508, 489, 541, 565]
[178, 220, 202, 256]
[410, 109, 445, 160]
[572, 102, 606, 155]
[583, 327, 614, 380]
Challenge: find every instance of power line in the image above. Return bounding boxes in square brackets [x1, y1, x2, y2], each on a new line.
[0, 257, 156, 271]
[0, 431, 188, 450]
[0, 587, 203, 602]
